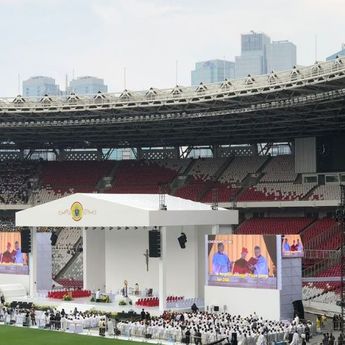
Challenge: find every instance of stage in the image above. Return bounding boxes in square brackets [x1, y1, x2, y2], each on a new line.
[8, 294, 200, 316]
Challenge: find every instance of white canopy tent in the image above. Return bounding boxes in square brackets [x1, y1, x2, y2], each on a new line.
[16, 193, 238, 311]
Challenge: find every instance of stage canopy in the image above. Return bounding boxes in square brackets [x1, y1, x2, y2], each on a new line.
[15, 193, 237, 228]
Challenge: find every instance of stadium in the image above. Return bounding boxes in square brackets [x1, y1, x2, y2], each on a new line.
[0, 57, 345, 345]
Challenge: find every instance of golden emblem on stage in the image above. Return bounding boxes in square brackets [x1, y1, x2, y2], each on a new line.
[71, 202, 83, 221]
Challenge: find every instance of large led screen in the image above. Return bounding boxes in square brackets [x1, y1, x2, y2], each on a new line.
[281, 234, 304, 258]
[207, 234, 278, 289]
[0, 232, 29, 275]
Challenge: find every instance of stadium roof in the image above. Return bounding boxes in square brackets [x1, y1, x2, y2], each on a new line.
[15, 193, 238, 227]
[1, 58, 345, 149]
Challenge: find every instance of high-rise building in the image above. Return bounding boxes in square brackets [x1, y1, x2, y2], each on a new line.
[235, 32, 297, 78]
[235, 31, 271, 78]
[326, 43, 345, 61]
[22, 76, 61, 97]
[68, 76, 108, 95]
[191, 59, 235, 86]
[266, 40, 297, 72]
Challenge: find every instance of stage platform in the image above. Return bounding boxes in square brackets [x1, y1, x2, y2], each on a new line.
[8, 295, 196, 316]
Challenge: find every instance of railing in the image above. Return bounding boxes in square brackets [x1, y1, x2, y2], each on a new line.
[0, 58, 344, 111]
[303, 250, 341, 277]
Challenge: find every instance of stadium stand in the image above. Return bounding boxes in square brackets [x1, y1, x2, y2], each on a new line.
[36, 161, 113, 203]
[308, 185, 342, 201]
[0, 161, 37, 204]
[238, 183, 316, 201]
[109, 160, 178, 194]
[51, 228, 82, 279]
[219, 156, 267, 184]
[236, 217, 314, 235]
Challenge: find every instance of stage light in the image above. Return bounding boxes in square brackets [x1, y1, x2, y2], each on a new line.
[117, 227, 121, 230]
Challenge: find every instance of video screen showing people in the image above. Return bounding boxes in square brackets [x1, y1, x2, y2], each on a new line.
[0, 232, 29, 275]
[282, 235, 304, 258]
[207, 234, 278, 289]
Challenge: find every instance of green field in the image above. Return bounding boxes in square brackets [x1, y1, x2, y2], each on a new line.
[0, 325, 141, 345]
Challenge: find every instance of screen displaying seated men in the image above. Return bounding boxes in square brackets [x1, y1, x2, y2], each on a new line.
[207, 234, 278, 289]
[281, 235, 304, 258]
[0, 232, 29, 275]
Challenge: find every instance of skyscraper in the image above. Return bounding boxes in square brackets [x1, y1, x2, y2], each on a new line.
[266, 40, 297, 72]
[22, 76, 61, 97]
[326, 43, 345, 61]
[234, 32, 297, 78]
[191, 59, 235, 86]
[68, 76, 108, 95]
[235, 31, 271, 78]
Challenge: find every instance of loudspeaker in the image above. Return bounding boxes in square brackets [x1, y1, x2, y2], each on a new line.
[292, 300, 305, 320]
[149, 230, 161, 257]
[213, 305, 219, 312]
[50, 232, 58, 246]
[21, 228, 31, 254]
[178, 232, 187, 249]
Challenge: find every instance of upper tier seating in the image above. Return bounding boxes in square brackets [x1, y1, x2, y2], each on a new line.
[260, 155, 297, 182]
[219, 156, 267, 184]
[201, 182, 240, 203]
[40, 161, 113, 194]
[236, 217, 314, 235]
[238, 183, 316, 202]
[0, 161, 37, 204]
[174, 158, 227, 201]
[187, 158, 226, 181]
[110, 160, 179, 194]
[308, 185, 341, 201]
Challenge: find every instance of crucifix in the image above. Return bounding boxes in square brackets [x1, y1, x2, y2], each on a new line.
[143, 249, 149, 271]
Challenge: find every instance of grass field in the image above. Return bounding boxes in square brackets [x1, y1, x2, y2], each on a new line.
[0, 325, 142, 345]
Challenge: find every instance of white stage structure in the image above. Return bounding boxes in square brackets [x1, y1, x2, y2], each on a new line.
[16, 193, 238, 312]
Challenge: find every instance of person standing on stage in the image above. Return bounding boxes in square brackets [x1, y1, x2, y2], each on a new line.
[212, 242, 232, 274]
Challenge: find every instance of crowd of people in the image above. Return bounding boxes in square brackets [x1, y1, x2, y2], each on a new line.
[0, 162, 35, 205]
[0, 298, 318, 345]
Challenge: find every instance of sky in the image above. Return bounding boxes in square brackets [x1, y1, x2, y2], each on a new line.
[0, 0, 344, 97]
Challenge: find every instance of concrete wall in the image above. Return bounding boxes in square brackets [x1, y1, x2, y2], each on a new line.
[295, 137, 316, 173]
[280, 258, 302, 320]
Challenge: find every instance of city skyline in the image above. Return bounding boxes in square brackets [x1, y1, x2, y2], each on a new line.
[0, 0, 344, 96]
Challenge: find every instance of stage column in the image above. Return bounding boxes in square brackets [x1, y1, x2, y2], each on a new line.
[83, 228, 106, 291]
[29, 227, 37, 297]
[159, 226, 167, 313]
